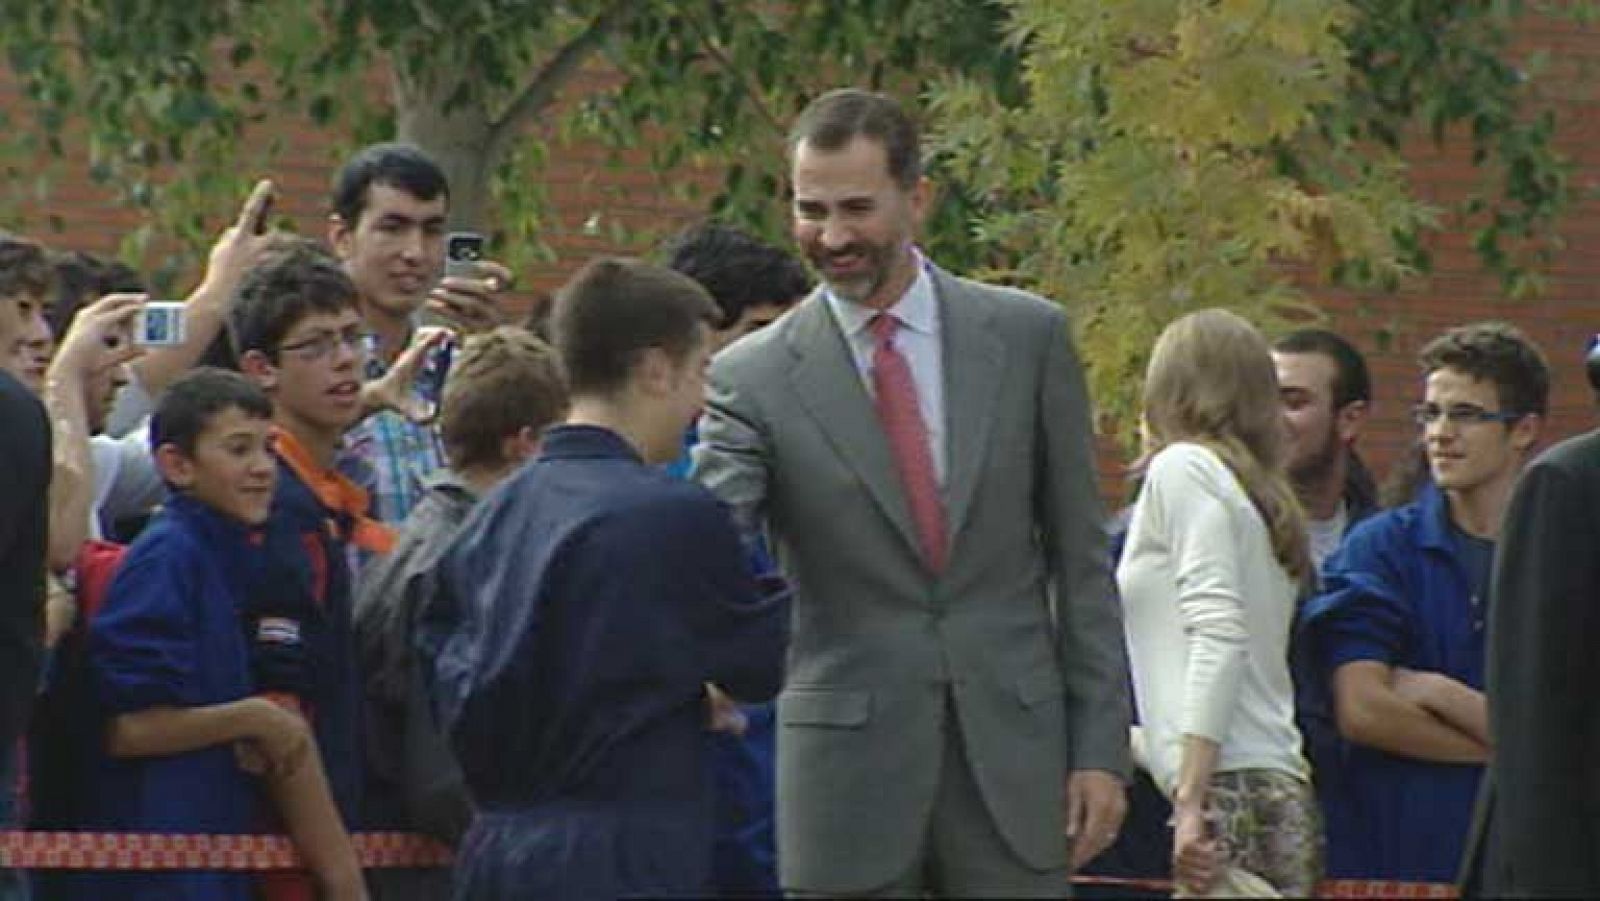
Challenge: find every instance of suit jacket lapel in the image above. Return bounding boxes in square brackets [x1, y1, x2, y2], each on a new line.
[934, 267, 1004, 543]
[785, 291, 922, 558]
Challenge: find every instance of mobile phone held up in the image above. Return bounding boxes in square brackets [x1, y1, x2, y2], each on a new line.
[135, 302, 187, 347]
[416, 332, 459, 417]
[445, 232, 485, 279]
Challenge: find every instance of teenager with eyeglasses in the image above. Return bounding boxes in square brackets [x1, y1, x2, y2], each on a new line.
[227, 241, 399, 898]
[1299, 321, 1548, 885]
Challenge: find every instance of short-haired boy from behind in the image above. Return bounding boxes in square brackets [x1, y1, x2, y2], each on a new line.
[356, 326, 566, 900]
[232, 241, 390, 833]
[419, 258, 790, 899]
[67, 368, 363, 901]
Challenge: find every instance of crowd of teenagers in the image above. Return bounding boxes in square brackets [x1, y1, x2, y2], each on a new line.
[0, 86, 1596, 901]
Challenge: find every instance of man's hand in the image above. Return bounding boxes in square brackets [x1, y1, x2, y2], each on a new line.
[1171, 804, 1218, 895]
[50, 293, 144, 380]
[427, 259, 512, 335]
[360, 326, 453, 424]
[196, 180, 280, 299]
[705, 683, 748, 736]
[1065, 769, 1127, 869]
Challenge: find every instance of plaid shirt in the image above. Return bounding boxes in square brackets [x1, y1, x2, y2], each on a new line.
[343, 354, 447, 525]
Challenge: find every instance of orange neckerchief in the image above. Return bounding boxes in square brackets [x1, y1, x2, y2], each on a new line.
[270, 426, 396, 554]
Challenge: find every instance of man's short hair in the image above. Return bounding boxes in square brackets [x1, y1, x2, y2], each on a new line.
[228, 239, 358, 360]
[663, 222, 811, 330]
[440, 326, 568, 472]
[331, 142, 449, 226]
[0, 232, 55, 304]
[551, 257, 720, 397]
[789, 89, 922, 188]
[49, 250, 146, 340]
[151, 366, 273, 457]
[1273, 328, 1372, 410]
[1420, 321, 1550, 418]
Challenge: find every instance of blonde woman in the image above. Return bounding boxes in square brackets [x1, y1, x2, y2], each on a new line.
[1117, 309, 1323, 896]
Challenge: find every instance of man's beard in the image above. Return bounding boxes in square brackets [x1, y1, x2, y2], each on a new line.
[811, 241, 894, 305]
[1290, 426, 1342, 492]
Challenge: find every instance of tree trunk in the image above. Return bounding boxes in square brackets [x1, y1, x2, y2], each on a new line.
[390, 64, 497, 230]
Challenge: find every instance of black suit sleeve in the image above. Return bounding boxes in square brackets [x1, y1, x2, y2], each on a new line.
[1487, 455, 1600, 895]
[0, 379, 51, 749]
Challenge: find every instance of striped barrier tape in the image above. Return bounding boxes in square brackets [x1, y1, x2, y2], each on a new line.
[1074, 874, 1458, 898]
[0, 831, 450, 871]
[0, 831, 1457, 897]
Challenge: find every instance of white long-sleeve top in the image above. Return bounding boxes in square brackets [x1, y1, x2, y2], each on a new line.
[1116, 441, 1308, 795]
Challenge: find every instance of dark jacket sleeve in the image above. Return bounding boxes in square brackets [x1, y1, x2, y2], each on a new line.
[0, 381, 50, 749]
[1485, 454, 1600, 896]
[674, 491, 790, 703]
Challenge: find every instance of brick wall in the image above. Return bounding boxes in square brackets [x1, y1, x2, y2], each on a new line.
[3, 18, 1596, 502]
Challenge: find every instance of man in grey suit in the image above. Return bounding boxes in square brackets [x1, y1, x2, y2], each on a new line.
[692, 88, 1131, 897]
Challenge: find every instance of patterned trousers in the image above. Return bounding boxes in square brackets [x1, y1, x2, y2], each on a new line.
[1195, 768, 1324, 897]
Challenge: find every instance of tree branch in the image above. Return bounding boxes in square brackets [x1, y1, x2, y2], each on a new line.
[484, 1, 632, 164]
[678, 9, 786, 137]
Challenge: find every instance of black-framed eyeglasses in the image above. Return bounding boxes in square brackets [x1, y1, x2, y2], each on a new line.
[277, 326, 368, 361]
[1410, 402, 1524, 427]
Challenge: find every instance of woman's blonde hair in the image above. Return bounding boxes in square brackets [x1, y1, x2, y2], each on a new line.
[1140, 309, 1311, 581]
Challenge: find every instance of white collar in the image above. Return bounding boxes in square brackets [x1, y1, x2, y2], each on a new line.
[826, 254, 938, 339]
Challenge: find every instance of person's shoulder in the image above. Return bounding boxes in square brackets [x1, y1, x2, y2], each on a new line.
[1336, 500, 1420, 560]
[712, 292, 817, 376]
[624, 469, 725, 517]
[114, 506, 205, 576]
[585, 471, 730, 544]
[0, 370, 47, 444]
[0, 368, 39, 406]
[1146, 441, 1229, 484]
[269, 455, 319, 513]
[940, 270, 1062, 320]
[1528, 427, 1600, 477]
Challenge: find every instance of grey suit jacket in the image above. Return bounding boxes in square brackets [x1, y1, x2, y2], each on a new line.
[692, 267, 1131, 893]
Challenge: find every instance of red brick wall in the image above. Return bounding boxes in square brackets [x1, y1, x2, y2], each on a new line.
[3, 19, 1596, 501]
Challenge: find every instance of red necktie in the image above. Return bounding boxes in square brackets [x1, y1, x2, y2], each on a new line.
[870, 314, 947, 572]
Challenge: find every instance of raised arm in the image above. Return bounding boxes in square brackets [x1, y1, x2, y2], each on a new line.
[42, 293, 144, 570]
[131, 180, 278, 398]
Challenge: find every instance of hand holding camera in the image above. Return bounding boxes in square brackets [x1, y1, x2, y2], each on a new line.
[48, 293, 147, 384]
[428, 231, 510, 335]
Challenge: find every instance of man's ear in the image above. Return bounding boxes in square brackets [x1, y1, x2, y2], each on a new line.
[1335, 399, 1370, 446]
[328, 213, 355, 261]
[154, 443, 196, 490]
[239, 349, 279, 392]
[635, 347, 674, 397]
[1511, 411, 1543, 454]
[502, 425, 542, 466]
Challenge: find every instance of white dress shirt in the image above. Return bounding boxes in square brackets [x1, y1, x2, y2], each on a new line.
[825, 263, 947, 485]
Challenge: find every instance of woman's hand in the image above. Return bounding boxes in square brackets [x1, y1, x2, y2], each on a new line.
[1172, 803, 1218, 896]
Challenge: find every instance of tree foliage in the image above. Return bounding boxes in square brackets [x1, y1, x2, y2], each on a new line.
[0, 0, 1017, 289]
[0, 0, 1587, 435]
[930, 0, 1587, 434]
